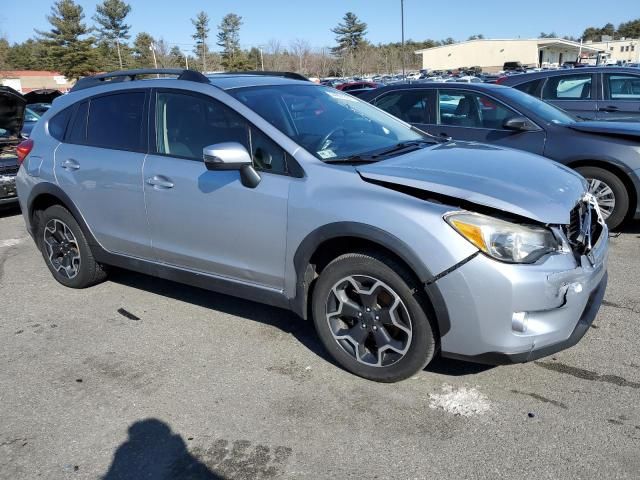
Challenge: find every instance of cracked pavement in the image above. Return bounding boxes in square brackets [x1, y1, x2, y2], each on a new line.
[1, 205, 639, 479]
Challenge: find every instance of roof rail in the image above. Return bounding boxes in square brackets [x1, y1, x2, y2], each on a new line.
[219, 71, 310, 82]
[70, 69, 209, 92]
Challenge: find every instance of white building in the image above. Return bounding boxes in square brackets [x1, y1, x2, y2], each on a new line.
[415, 38, 602, 72]
[586, 37, 640, 64]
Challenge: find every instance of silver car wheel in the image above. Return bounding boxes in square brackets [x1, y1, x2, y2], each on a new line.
[43, 219, 81, 279]
[587, 178, 616, 220]
[325, 275, 412, 367]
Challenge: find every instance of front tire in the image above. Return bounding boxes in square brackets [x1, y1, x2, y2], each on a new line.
[311, 251, 436, 382]
[576, 166, 629, 230]
[37, 205, 107, 288]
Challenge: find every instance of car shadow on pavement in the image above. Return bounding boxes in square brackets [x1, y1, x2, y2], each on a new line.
[107, 269, 338, 367]
[109, 269, 496, 378]
[102, 418, 222, 480]
[618, 219, 640, 236]
[425, 357, 494, 376]
[0, 204, 21, 218]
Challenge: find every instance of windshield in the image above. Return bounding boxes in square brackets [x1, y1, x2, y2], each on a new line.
[229, 84, 433, 161]
[24, 107, 41, 122]
[499, 87, 576, 125]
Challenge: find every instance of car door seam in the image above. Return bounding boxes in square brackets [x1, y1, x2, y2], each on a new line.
[141, 152, 154, 251]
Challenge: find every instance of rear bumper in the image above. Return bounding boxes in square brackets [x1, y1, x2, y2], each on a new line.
[435, 226, 609, 364]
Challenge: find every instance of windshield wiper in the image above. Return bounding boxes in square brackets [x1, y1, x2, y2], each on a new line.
[324, 140, 432, 164]
[324, 155, 377, 164]
[366, 140, 431, 158]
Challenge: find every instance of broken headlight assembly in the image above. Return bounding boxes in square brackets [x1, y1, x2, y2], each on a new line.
[445, 212, 561, 264]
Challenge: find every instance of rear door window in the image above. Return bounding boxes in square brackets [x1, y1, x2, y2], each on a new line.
[604, 73, 640, 100]
[86, 92, 146, 151]
[373, 90, 434, 124]
[542, 74, 593, 100]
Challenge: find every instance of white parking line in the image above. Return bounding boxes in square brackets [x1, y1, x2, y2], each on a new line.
[0, 238, 24, 248]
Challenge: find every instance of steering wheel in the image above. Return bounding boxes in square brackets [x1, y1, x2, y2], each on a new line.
[317, 126, 348, 151]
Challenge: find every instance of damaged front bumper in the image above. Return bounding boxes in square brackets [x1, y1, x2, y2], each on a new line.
[433, 223, 609, 364]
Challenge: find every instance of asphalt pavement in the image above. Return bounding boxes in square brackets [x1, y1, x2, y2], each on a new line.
[1, 204, 639, 479]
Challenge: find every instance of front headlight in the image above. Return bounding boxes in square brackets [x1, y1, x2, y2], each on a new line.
[445, 212, 561, 264]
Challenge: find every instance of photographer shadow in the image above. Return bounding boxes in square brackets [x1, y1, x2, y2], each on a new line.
[102, 418, 221, 480]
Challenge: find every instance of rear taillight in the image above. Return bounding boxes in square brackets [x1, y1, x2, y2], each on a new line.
[16, 138, 34, 165]
[495, 76, 508, 85]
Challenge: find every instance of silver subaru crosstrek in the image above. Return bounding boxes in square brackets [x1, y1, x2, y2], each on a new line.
[15, 69, 609, 382]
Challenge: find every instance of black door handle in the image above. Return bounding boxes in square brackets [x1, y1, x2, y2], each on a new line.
[598, 106, 619, 112]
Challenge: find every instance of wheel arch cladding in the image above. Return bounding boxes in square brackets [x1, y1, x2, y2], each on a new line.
[291, 222, 451, 336]
[27, 183, 100, 247]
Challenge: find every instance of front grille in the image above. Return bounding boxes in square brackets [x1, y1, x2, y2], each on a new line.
[564, 200, 601, 255]
[567, 205, 582, 244]
[0, 164, 19, 176]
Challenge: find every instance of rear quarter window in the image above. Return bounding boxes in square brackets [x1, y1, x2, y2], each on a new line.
[48, 107, 72, 141]
[514, 79, 542, 97]
[65, 101, 89, 144]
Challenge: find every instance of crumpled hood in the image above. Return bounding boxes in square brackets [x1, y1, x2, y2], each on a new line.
[356, 141, 587, 225]
[567, 120, 640, 139]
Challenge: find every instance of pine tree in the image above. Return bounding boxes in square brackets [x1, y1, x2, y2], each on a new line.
[36, 0, 97, 80]
[6, 40, 52, 70]
[93, 0, 131, 69]
[169, 45, 185, 67]
[191, 11, 210, 71]
[0, 38, 9, 70]
[132, 32, 155, 68]
[331, 12, 368, 57]
[217, 13, 249, 71]
[617, 18, 640, 39]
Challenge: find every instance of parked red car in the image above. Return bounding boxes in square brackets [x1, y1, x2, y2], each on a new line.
[336, 81, 382, 92]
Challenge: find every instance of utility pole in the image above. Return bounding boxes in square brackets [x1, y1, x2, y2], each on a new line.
[116, 40, 123, 69]
[202, 31, 207, 72]
[401, 0, 406, 80]
[149, 43, 158, 69]
[259, 46, 264, 71]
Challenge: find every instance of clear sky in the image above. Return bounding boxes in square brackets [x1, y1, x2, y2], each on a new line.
[1, 0, 638, 50]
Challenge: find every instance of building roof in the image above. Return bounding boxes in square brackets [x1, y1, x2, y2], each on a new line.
[0, 70, 65, 77]
[415, 38, 601, 54]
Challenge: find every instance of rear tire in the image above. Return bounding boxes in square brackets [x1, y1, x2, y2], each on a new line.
[37, 205, 107, 288]
[311, 251, 436, 382]
[575, 166, 629, 230]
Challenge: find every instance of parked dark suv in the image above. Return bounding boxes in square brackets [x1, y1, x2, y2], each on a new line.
[499, 67, 640, 122]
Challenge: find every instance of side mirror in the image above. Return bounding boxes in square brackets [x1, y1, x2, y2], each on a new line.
[503, 115, 539, 132]
[203, 142, 261, 188]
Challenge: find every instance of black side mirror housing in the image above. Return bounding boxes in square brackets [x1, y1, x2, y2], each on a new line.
[503, 115, 539, 132]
